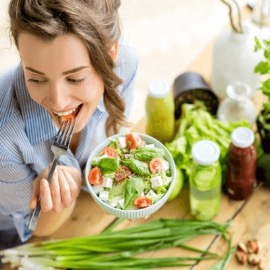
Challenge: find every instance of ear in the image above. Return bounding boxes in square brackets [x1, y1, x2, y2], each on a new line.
[109, 42, 119, 62]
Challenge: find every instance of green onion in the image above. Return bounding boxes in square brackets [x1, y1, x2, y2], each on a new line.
[1, 218, 231, 269]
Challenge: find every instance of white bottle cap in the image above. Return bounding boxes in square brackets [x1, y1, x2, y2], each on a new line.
[192, 140, 220, 166]
[148, 79, 170, 98]
[231, 127, 254, 148]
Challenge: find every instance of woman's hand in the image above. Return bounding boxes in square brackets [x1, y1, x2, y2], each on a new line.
[30, 165, 82, 212]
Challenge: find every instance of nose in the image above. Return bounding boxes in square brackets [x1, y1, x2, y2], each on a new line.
[49, 82, 71, 110]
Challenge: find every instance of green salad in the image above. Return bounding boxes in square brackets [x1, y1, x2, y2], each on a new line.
[87, 133, 172, 210]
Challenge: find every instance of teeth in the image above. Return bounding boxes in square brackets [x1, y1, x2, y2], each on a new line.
[54, 107, 77, 117]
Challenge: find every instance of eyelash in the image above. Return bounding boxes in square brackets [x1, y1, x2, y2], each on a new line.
[66, 78, 85, 84]
[28, 79, 47, 85]
[28, 78, 85, 85]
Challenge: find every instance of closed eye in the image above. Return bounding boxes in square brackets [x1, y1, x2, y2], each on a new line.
[28, 78, 48, 85]
[67, 78, 85, 84]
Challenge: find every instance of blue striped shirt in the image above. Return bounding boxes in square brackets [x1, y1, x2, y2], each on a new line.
[0, 38, 138, 241]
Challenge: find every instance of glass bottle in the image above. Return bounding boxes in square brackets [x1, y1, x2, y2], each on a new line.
[252, 0, 270, 28]
[190, 140, 222, 221]
[211, 24, 262, 99]
[217, 81, 257, 125]
[145, 79, 175, 143]
[226, 127, 257, 200]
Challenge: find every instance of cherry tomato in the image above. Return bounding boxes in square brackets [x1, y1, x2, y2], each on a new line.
[101, 146, 119, 157]
[60, 114, 75, 123]
[115, 165, 132, 182]
[126, 133, 142, 149]
[88, 167, 103, 185]
[149, 157, 163, 174]
[134, 196, 152, 208]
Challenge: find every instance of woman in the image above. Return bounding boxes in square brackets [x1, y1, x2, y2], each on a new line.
[0, 0, 138, 247]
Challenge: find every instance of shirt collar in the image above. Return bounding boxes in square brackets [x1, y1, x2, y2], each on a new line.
[14, 64, 57, 145]
[97, 96, 106, 112]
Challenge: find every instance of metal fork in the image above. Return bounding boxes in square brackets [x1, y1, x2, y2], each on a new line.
[28, 118, 77, 231]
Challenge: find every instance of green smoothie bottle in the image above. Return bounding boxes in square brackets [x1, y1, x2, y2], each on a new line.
[145, 79, 175, 143]
[189, 140, 222, 221]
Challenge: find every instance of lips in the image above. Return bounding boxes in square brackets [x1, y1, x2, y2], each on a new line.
[53, 104, 82, 124]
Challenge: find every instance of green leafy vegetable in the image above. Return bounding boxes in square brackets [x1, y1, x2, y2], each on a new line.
[97, 157, 120, 174]
[210, 245, 236, 270]
[109, 180, 127, 197]
[124, 177, 144, 208]
[134, 146, 165, 161]
[166, 103, 252, 182]
[121, 159, 150, 176]
[1, 218, 231, 269]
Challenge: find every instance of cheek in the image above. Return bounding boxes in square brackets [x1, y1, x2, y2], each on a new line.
[25, 83, 44, 104]
[83, 77, 104, 104]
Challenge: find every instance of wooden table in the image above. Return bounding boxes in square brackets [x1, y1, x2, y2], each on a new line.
[4, 25, 270, 270]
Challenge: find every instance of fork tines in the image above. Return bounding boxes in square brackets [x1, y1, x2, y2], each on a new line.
[57, 118, 76, 146]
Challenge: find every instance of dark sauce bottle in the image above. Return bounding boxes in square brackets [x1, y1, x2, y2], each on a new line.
[226, 127, 257, 200]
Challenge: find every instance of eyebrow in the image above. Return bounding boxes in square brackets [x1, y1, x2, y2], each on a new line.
[25, 66, 89, 75]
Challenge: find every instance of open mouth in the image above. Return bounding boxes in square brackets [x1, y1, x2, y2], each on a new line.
[53, 104, 82, 124]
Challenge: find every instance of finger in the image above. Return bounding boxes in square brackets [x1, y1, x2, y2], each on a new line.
[49, 170, 62, 212]
[58, 169, 72, 207]
[39, 178, 53, 212]
[62, 169, 80, 199]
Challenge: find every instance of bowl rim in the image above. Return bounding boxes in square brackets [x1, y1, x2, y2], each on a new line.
[84, 132, 176, 216]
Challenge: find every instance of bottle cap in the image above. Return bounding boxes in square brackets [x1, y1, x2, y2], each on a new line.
[192, 140, 220, 166]
[148, 79, 170, 98]
[231, 127, 254, 148]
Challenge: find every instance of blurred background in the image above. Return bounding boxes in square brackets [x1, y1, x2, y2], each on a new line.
[0, 0, 248, 123]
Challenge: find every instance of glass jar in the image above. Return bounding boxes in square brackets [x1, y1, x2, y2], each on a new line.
[190, 140, 222, 221]
[145, 79, 175, 143]
[217, 81, 257, 125]
[226, 127, 257, 200]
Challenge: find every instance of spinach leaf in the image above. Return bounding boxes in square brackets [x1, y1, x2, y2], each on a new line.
[134, 147, 165, 161]
[124, 177, 144, 209]
[121, 159, 150, 176]
[98, 157, 119, 175]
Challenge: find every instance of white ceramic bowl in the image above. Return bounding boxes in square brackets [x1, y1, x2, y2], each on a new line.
[85, 133, 176, 219]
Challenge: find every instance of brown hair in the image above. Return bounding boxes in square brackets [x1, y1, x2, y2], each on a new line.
[9, 0, 130, 136]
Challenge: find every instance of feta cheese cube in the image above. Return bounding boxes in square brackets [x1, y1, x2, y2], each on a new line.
[144, 144, 155, 148]
[92, 184, 103, 195]
[161, 160, 170, 172]
[116, 137, 127, 148]
[109, 201, 118, 208]
[102, 177, 113, 189]
[150, 176, 163, 189]
[99, 190, 109, 201]
[123, 154, 132, 159]
[118, 198, 125, 209]
[146, 190, 157, 198]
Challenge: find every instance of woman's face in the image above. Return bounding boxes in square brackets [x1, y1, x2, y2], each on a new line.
[18, 33, 104, 133]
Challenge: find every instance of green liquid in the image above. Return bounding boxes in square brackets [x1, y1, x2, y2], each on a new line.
[189, 162, 221, 220]
[190, 185, 221, 220]
[145, 94, 175, 143]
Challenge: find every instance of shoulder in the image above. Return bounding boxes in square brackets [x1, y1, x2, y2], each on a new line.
[0, 65, 21, 128]
[0, 66, 17, 92]
[118, 37, 138, 64]
[115, 37, 139, 80]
